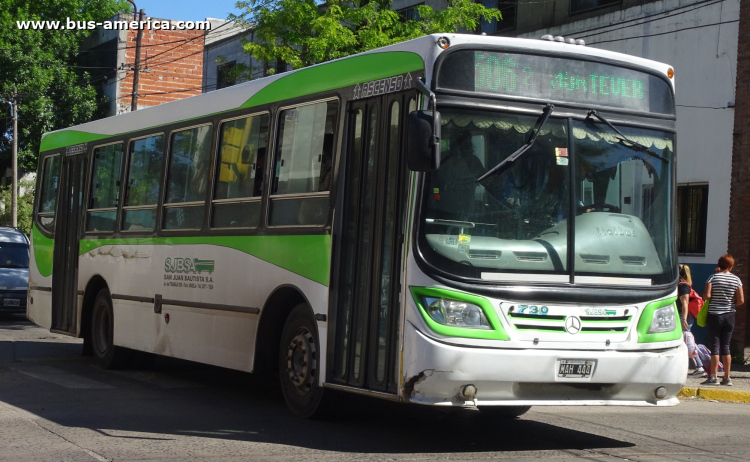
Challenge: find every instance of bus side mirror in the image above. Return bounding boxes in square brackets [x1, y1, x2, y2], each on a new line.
[407, 110, 441, 172]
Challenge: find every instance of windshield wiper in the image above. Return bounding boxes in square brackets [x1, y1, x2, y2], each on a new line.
[585, 110, 670, 163]
[477, 103, 554, 183]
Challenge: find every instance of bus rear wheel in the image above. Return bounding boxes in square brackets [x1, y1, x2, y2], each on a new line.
[91, 288, 127, 369]
[478, 406, 531, 418]
[279, 304, 330, 418]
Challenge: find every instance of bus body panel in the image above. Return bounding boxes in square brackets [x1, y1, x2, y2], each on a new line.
[403, 322, 686, 406]
[27, 228, 53, 330]
[78, 243, 329, 374]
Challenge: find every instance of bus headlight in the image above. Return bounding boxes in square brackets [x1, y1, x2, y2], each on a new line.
[425, 298, 491, 329]
[647, 304, 676, 333]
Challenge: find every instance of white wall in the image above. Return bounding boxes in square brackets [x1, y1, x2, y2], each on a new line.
[519, 0, 740, 267]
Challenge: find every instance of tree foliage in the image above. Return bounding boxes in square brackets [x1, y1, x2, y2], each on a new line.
[231, 0, 502, 73]
[0, 179, 36, 235]
[0, 0, 128, 173]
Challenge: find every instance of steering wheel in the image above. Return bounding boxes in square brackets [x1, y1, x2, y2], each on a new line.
[578, 202, 621, 213]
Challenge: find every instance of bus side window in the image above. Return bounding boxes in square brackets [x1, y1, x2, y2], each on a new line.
[37, 155, 61, 233]
[269, 100, 338, 227]
[122, 134, 165, 232]
[163, 124, 214, 230]
[211, 113, 270, 229]
[86, 143, 123, 233]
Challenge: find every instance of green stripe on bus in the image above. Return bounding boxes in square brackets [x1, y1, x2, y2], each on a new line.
[32, 224, 55, 277]
[78, 234, 332, 286]
[241, 52, 424, 109]
[39, 51, 424, 153]
[39, 131, 111, 154]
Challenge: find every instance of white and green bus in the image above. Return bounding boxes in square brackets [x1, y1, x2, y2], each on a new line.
[28, 34, 686, 417]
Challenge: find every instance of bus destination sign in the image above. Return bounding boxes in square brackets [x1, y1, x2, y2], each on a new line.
[437, 50, 673, 114]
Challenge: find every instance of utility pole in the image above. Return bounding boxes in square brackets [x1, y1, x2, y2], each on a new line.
[127, 1, 145, 112]
[10, 87, 17, 228]
[2, 89, 19, 227]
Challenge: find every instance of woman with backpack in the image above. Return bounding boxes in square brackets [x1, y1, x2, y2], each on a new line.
[702, 254, 745, 386]
[678, 264, 705, 375]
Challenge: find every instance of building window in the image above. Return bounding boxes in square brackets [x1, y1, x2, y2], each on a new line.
[478, 0, 517, 34]
[398, 3, 424, 21]
[217, 61, 237, 90]
[570, 0, 620, 15]
[677, 184, 708, 255]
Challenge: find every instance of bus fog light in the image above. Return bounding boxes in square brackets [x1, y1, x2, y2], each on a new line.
[647, 305, 676, 333]
[462, 384, 477, 400]
[655, 387, 667, 399]
[425, 298, 491, 329]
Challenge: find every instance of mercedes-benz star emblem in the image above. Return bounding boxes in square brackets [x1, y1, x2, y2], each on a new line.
[565, 316, 582, 335]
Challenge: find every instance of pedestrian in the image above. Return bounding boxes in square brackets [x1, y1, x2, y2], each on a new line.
[678, 264, 705, 375]
[702, 254, 744, 386]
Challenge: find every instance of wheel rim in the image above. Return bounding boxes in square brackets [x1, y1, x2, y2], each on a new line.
[93, 302, 110, 357]
[286, 327, 316, 395]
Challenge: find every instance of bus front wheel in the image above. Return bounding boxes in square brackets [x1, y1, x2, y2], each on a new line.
[91, 288, 127, 369]
[279, 303, 330, 418]
[478, 406, 531, 418]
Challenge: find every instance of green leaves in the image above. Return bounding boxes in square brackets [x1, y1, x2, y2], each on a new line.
[231, 0, 502, 71]
[0, 0, 128, 172]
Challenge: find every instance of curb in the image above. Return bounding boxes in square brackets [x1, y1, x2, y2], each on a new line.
[678, 386, 750, 403]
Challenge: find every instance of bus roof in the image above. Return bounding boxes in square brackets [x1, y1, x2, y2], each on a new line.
[40, 34, 673, 153]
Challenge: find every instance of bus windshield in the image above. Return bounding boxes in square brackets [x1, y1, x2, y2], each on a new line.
[420, 108, 675, 285]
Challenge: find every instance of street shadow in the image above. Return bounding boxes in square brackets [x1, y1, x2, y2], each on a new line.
[0, 313, 34, 329]
[0, 338, 636, 454]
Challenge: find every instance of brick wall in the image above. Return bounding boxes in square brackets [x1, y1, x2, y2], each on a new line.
[727, 0, 749, 349]
[118, 23, 205, 111]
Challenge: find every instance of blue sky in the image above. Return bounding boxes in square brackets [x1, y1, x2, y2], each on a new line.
[136, 0, 244, 23]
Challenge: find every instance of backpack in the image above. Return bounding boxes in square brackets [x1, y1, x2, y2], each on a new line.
[683, 332, 698, 358]
[680, 282, 704, 318]
[696, 344, 724, 371]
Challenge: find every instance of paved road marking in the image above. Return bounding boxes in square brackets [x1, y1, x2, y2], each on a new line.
[10, 365, 114, 389]
[101, 368, 202, 389]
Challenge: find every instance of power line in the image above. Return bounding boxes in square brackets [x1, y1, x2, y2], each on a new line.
[588, 19, 739, 45]
[577, 0, 725, 39]
[555, 0, 725, 38]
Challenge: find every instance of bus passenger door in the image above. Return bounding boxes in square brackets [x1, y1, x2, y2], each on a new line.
[329, 91, 416, 393]
[51, 153, 87, 335]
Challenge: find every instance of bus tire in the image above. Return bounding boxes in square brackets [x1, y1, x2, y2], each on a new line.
[278, 303, 330, 419]
[478, 405, 531, 418]
[91, 288, 127, 369]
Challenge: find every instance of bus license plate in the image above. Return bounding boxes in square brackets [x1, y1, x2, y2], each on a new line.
[558, 360, 595, 379]
[3, 299, 20, 306]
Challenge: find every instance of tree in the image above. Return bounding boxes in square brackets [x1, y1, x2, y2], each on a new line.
[0, 0, 129, 173]
[231, 0, 502, 74]
[0, 179, 36, 235]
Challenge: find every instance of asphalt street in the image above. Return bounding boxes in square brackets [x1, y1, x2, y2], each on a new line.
[1, 312, 748, 461]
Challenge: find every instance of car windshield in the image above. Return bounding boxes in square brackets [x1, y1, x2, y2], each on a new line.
[419, 109, 676, 285]
[0, 243, 29, 269]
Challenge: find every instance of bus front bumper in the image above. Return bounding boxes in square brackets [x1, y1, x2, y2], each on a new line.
[403, 323, 688, 407]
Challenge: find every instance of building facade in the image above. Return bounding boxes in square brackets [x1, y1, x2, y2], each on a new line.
[81, 13, 205, 117]
[202, 20, 288, 94]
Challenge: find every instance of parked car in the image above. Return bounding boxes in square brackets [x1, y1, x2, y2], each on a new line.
[0, 227, 30, 314]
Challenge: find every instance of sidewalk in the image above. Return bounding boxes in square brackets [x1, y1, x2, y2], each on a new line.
[679, 359, 750, 403]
